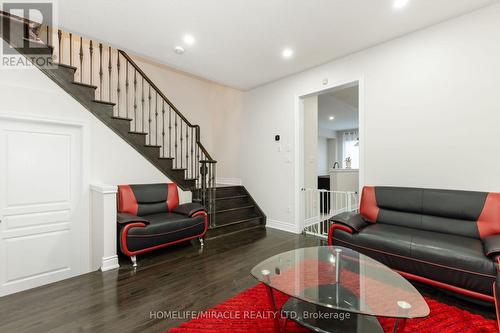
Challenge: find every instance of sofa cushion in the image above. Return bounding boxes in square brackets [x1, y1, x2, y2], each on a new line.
[410, 229, 496, 295]
[333, 223, 413, 260]
[372, 187, 487, 239]
[332, 224, 496, 296]
[123, 213, 205, 252]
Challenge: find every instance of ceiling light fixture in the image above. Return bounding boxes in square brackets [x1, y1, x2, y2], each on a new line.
[393, 0, 410, 9]
[183, 34, 195, 45]
[174, 46, 185, 54]
[329, 116, 335, 120]
[282, 48, 294, 59]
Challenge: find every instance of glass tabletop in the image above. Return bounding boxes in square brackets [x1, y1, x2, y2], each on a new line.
[251, 246, 430, 319]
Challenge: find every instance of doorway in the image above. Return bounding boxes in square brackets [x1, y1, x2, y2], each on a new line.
[298, 81, 361, 237]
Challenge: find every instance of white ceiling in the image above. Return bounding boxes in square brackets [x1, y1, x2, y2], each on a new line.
[319, 85, 359, 132]
[327, 86, 359, 109]
[55, 0, 499, 90]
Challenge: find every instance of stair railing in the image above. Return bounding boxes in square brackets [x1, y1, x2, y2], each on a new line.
[0, 11, 217, 224]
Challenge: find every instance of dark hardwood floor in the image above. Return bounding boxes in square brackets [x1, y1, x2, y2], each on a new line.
[0, 228, 495, 333]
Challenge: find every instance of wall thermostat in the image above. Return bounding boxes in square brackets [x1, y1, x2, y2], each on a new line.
[275, 135, 280, 141]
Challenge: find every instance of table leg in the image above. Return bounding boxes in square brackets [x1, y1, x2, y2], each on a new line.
[264, 284, 282, 333]
[392, 318, 407, 333]
[392, 301, 412, 333]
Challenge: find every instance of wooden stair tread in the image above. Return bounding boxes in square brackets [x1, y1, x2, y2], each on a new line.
[215, 194, 248, 201]
[55, 63, 77, 71]
[210, 215, 264, 229]
[92, 99, 115, 106]
[215, 205, 255, 214]
[111, 116, 133, 121]
[72, 81, 98, 89]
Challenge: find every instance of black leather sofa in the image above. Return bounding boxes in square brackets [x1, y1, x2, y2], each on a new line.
[117, 183, 208, 267]
[328, 186, 500, 327]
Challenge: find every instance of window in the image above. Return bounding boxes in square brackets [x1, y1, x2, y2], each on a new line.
[342, 130, 359, 169]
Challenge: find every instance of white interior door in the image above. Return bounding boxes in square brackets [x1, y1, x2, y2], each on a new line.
[0, 116, 86, 297]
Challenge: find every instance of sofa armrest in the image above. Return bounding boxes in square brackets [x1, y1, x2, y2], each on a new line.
[330, 212, 368, 232]
[483, 235, 500, 257]
[117, 213, 149, 225]
[173, 202, 207, 217]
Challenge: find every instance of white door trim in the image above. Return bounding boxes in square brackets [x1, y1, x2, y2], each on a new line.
[293, 76, 366, 233]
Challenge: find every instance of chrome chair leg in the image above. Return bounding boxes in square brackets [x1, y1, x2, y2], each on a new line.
[131, 255, 137, 268]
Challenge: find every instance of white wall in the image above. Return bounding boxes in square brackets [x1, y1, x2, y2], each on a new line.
[327, 138, 337, 172]
[130, 56, 244, 181]
[317, 136, 328, 175]
[238, 4, 500, 232]
[303, 96, 318, 189]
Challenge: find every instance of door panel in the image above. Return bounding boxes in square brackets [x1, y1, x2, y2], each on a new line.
[0, 117, 85, 297]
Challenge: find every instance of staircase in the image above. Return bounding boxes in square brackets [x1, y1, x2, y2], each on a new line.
[0, 11, 265, 235]
[205, 186, 266, 239]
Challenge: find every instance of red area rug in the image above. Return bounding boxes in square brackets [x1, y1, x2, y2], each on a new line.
[169, 283, 498, 333]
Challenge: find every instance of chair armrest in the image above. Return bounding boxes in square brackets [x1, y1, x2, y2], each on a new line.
[117, 213, 149, 225]
[483, 235, 500, 257]
[173, 203, 207, 217]
[330, 212, 368, 232]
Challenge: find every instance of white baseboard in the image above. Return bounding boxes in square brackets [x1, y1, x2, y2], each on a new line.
[266, 219, 300, 234]
[101, 255, 120, 271]
[216, 177, 242, 186]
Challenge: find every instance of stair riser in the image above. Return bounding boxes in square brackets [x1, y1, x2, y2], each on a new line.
[214, 207, 259, 224]
[215, 186, 246, 198]
[215, 196, 252, 211]
[48, 66, 77, 83]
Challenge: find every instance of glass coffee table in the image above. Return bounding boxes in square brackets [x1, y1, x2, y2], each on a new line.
[251, 246, 429, 333]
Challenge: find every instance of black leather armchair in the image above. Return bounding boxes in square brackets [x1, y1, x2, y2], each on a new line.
[117, 183, 208, 267]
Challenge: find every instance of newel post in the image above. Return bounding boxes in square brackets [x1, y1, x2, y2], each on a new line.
[90, 184, 120, 271]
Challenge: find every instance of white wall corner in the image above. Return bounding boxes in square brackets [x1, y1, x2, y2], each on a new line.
[216, 177, 243, 186]
[90, 184, 120, 272]
[266, 219, 301, 234]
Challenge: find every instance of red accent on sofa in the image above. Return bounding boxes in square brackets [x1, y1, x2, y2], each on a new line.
[327, 224, 353, 246]
[117, 185, 138, 215]
[167, 183, 179, 212]
[477, 193, 500, 239]
[395, 270, 494, 303]
[121, 222, 147, 256]
[359, 186, 379, 223]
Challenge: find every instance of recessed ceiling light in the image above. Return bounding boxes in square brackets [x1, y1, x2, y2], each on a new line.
[329, 116, 335, 120]
[174, 46, 185, 54]
[183, 34, 195, 45]
[282, 48, 294, 59]
[393, 0, 409, 9]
